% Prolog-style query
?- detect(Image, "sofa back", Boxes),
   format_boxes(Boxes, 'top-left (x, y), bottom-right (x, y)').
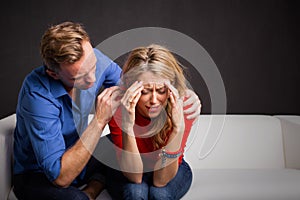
top-left (0, 114), bottom-right (16, 200)
top-left (184, 115), bottom-right (285, 169)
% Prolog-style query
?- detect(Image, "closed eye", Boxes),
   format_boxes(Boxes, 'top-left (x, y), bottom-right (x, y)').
top-left (157, 88), bottom-right (167, 94)
top-left (141, 89), bottom-right (150, 95)
top-left (141, 88), bottom-right (167, 95)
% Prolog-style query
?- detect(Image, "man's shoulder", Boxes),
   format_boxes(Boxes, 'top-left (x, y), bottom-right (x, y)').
top-left (93, 48), bottom-right (110, 60)
top-left (93, 48), bottom-right (117, 68)
top-left (19, 66), bottom-right (61, 102)
top-left (23, 66), bottom-right (49, 90)
top-left (17, 66), bottom-right (65, 112)
top-left (93, 48), bottom-right (121, 82)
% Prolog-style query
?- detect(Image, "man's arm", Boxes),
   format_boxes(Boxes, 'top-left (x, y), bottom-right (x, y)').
top-left (54, 86), bottom-right (120, 187)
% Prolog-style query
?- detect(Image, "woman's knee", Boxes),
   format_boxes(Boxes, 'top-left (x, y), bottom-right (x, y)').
top-left (149, 186), bottom-right (173, 200)
top-left (123, 183), bottom-right (148, 200)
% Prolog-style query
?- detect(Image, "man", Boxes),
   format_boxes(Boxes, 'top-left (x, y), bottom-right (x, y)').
top-left (13, 21), bottom-right (201, 200)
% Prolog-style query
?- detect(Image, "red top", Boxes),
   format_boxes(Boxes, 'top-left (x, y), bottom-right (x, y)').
top-left (109, 103), bottom-right (194, 170)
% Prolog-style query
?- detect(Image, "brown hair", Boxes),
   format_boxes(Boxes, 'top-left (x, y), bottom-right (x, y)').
top-left (40, 21), bottom-right (90, 71)
top-left (122, 44), bottom-right (187, 149)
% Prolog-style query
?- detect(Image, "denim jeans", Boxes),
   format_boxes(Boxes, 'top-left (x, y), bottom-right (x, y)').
top-left (13, 156), bottom-right (106, 200)
top-left (106, 159), bottom-right (193, 200)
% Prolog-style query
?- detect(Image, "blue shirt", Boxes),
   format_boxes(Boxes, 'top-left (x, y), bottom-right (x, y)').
top-left (13, 48), bottom-right (122, 182)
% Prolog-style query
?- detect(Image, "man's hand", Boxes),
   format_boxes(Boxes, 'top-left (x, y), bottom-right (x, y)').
top-left (95, 86), bottom-right (121, 126)
top-left (183, 89), bottom-right (201, 123)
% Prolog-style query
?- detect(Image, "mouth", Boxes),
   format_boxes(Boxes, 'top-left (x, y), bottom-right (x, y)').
top-left (146, 105), bottom-right (161, 113)
top-left (85, 82), bottom-right (95, 88)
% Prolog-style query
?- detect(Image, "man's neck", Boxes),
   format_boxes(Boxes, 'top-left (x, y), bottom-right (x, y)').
top-left (65, 86), bottom-right (74, 97)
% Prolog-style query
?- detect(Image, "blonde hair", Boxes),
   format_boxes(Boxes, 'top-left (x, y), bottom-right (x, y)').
top-left (121, 44), bottom-right (187, 149)
top-left (40, 21), bottom-right (90, 71)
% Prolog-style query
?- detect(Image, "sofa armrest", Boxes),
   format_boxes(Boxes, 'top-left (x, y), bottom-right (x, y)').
top-left (0, 114), bottom-right (16, 200)
top-left (275, 115), bottom-right (300, 169)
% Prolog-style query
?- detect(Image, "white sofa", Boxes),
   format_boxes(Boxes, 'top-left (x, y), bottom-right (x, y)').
top-left (1, 114), bottom-right (300, 200)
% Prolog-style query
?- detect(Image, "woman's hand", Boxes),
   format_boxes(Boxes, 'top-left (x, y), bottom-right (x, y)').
top-left (165, 82), bottom-right (185, 134)
top-left (120, 81), bottom-right (144, 133)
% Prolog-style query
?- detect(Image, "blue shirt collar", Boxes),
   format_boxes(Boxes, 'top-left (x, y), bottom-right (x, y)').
top-left (49, 78), bottom-right (69, 99)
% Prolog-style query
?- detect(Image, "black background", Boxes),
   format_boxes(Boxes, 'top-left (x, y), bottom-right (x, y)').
top-left (1, 0), bottom-right (299, 118)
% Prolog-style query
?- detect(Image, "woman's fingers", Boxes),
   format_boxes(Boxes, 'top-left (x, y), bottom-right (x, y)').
top-left (164, 82), bottom-right (179, 100)
top-left (121, 81), bottom-right (143, 108)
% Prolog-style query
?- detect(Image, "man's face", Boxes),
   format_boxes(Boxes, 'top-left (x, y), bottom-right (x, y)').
top-left (57, 40), bottom-right (97, 91)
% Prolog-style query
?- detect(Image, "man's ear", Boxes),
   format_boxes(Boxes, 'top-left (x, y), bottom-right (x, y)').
top-left (46, 69), bottom-right (60, 80)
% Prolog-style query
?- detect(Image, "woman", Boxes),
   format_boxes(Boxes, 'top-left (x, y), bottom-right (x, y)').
top-left (107, 44), bottom-right (196, 200)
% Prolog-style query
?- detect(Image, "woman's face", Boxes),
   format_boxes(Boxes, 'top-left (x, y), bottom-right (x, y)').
top-left (136, 71), bottom-right (169, 118)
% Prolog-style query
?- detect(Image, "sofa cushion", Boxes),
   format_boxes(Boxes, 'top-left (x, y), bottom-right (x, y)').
top-left (182, 169), bottom-right (300, 200)
top-left (185, 115), bottom-right (285, 169)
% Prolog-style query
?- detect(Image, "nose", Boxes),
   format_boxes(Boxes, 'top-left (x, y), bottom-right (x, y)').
top-left (85, 71), bottom-right (96, 84)
top-left (150, 91), bottom-right (158, 104)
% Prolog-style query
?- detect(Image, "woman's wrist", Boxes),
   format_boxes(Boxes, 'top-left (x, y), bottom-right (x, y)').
top-left (159, 147), bottom-right (182, 168)
top-left (161, 147), bottom-right (182, 157)
top-left (163, 145), bottom-right (182, 154)
top-left (122, 125), bottom-right (135, 137)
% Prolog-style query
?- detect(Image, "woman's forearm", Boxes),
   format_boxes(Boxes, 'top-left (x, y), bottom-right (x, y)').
top-left (121, 130), bottom-right (143, 183)
top-left (153, 158), bottom-right (179, 187)
top-left (153, 128), bottom-right (184, 187)
top-left (164, 127), bottom-right (184, 152)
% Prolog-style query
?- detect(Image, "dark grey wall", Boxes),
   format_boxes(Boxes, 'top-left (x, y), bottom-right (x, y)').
top-left (1, 0), bottom-right (299, 118)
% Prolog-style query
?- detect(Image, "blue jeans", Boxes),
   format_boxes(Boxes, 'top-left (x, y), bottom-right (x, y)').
top-left (106, 159), bottom-right (193, 200)
top-left (13, 156), bottom-right (105, 200)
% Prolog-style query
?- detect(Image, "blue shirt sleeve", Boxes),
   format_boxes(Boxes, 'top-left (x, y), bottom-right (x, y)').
top-left (21, 90), bottom-right (65, 182)
top-left (102, 61), bottom-right (122, 88)
top-left (94, 48), bottom-right (122, 90)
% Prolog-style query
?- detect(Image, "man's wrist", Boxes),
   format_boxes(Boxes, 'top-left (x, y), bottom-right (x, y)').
top-left (91, 117), bottom-right (106, 133)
